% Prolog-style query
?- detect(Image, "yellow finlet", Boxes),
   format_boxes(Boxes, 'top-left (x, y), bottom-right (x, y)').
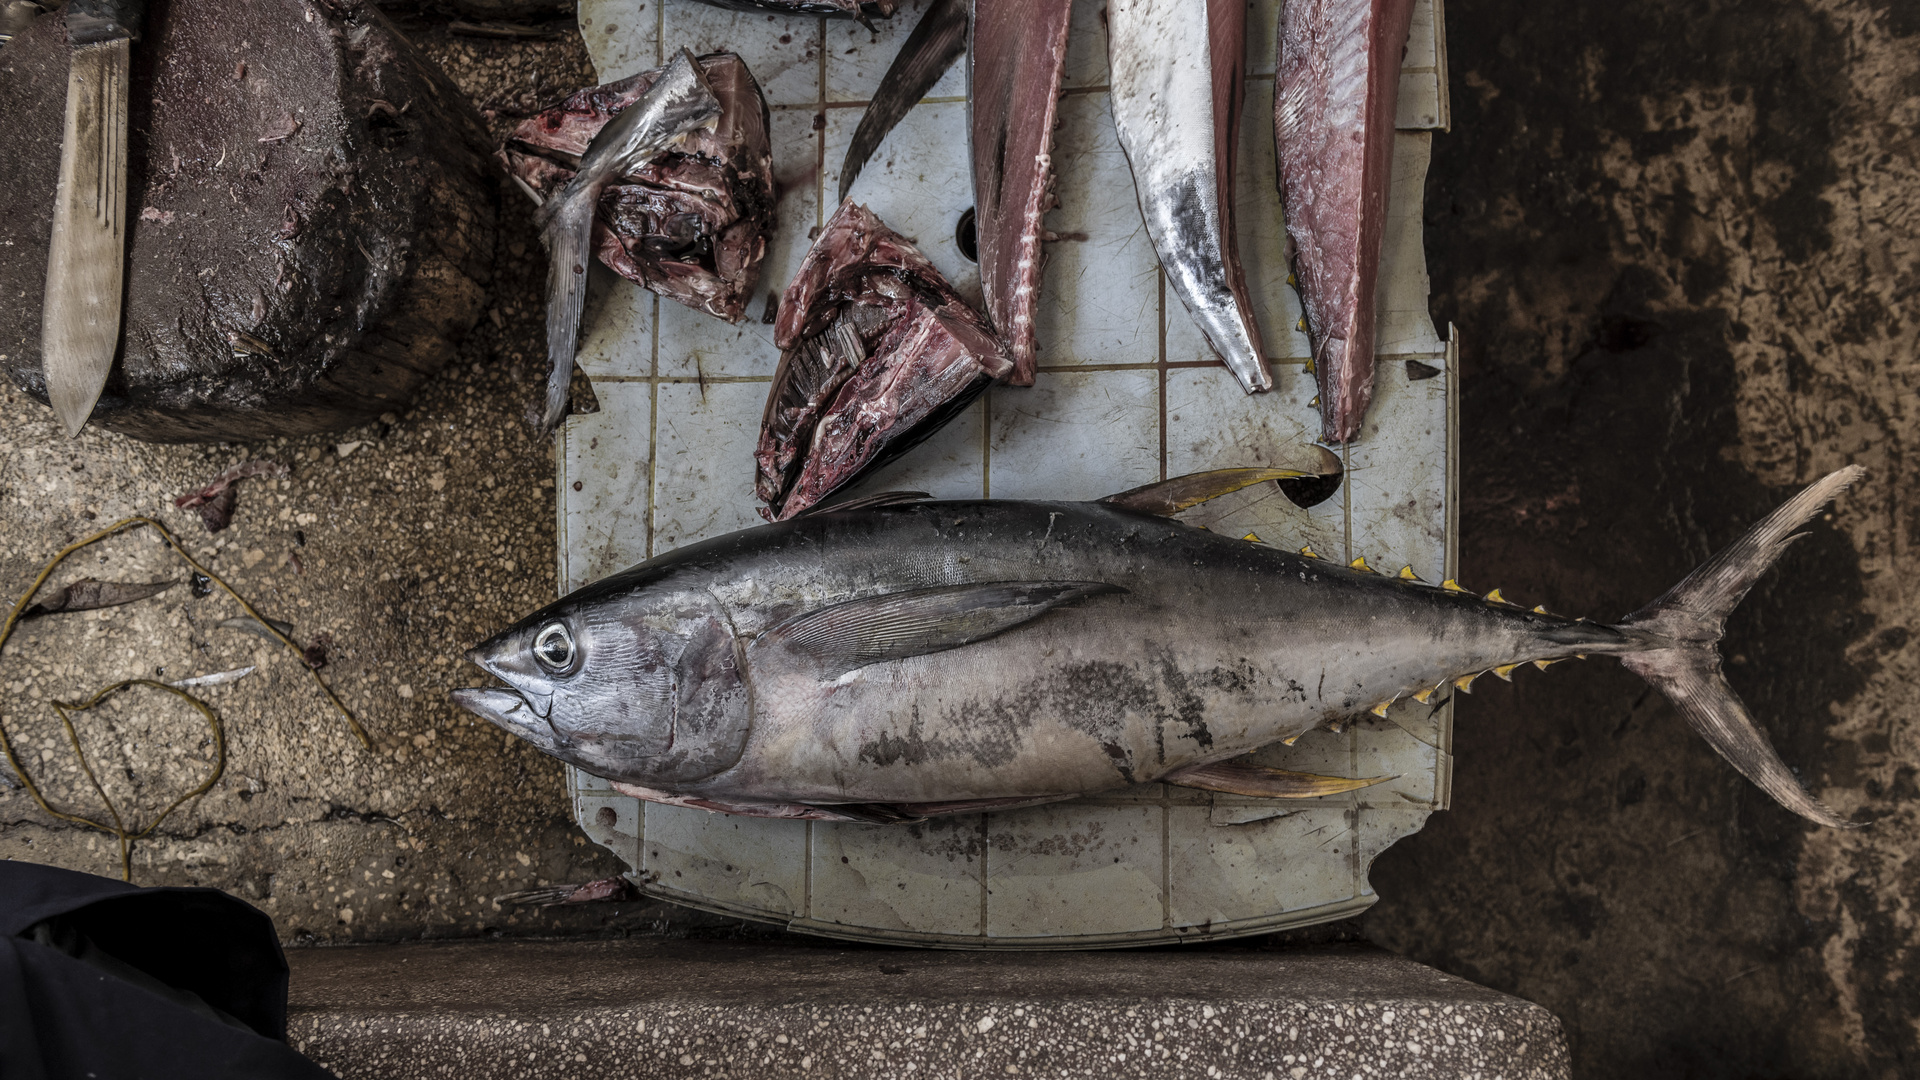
top-left (1442, 578), bottom-right (1468, 593)
top-left (1453, 672), bottom-right (1480, 692)
top-left (1533, 658), bottom-right (1560, 671)
top-left (1296, 317), bottom-right (1307, 331)
top-left (1349, 556), bottom-right (1375, 573)
top-left (1532, 605), bottom-right (1551, 614)
top-left (1299, 545), bottom-right (1319, 559)
top-left (1412, 686), bottom-right (1438, 705)
top-left (1242, 532), bottom-right (1262, 543)
top-left (1286, 272), bottom-right (1298, 287)
top-left (1303, 356), bottom-right (1315, 375)
top-left (1575, 653), bottom-right (1588, 660)
top-left (1398, 565), bottom-right (1422, 582)
top-left (1309, 395), bottom-right (1320, 408)
top-left (1281, 733), bottom-right (1301, 746)
top-left (1325, 719), bottom-right (1346, 734)
top-left (1369, 698), bottom-right (1394, 718)
top-left (1484, 588), bottom-right (1509, 604)
top-left (1493, 664), bottom-right (1519, 681)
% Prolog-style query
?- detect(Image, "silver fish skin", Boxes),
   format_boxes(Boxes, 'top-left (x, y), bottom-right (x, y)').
top-left (537, 50), bottom-right (721, 434)
top-left (1107, 0), bottom-right (1270, 393)
top-left (456, 468), bottom-right (1866, 829)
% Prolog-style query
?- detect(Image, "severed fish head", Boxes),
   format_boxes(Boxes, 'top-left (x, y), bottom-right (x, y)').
top-left (453, 579), bottom-right (752, 786)
top-left (501, 53), bottom-right (776, 323)
top-left (755, 200), bottom-right (1011, 520)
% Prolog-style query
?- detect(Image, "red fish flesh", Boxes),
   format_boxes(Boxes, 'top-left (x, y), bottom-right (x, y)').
top-left (1276, 0), bottom-right (1416, 443)
top-left (756, 202), bottom-right (1011, 520)
top-left (968, 0), bottom-right (1075, 386)
top-left (501, 53), bottom-right (775, 327)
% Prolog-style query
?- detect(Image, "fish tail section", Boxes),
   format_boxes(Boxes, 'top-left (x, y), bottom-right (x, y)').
top-left (1614, 467), bottom-right (1867, 828)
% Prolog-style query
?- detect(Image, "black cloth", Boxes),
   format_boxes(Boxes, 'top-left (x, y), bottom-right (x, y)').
top-left (0, 861), bottom-right (336, 1080)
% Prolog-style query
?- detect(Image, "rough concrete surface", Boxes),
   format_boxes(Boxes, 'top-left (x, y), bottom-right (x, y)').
top-left (1362, 0), bottom-right (1919, 1077)
top-left (286, 941), bottom-right (1572, 1079)
top-left (0, 3), bottom-right (1913, 1079)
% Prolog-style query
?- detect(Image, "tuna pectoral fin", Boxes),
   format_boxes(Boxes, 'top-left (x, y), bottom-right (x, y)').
top-left (1101, 453), bottom-right (1342, 517)
top-left (756, 580), bottom-right (1125, 677)
top-left (537, 188), bottom-right (597, 435)
top-left (1615, 466), bottom-right (1867, 829)
top-left (1165, 762), bottom-right (1390, 799)
top-left (838, 0), bottom-right (968, 205)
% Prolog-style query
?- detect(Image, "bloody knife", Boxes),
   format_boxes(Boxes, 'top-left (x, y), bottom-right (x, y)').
top-left (41, 0), bottom-right (145, 437)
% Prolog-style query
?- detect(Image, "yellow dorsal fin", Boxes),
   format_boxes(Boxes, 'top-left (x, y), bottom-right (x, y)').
top-left (1299, 545), bottom-right (1319, 559)
top-left (1493, 663), bottom-right (1519, 681)
top-left (1485, 588), bottom-right (1508, 604)
top-left (1412, 686), bottom-right (1438, 705)
top-left (1442, 578), bottom-right (1468, 593)
top-left (1453, 672), bottom-right (1480, 692)
top-left (1398, 565), bottom-right (1422, 582)
top-left (1349, 556), bottom-right (1374, 573)
top-left (1242, 533), bottom-right (1262, 543)
top-left (1369, 698), bottom-right (1394, 717)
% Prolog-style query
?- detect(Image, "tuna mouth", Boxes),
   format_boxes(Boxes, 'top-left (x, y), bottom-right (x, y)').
top-left (450, 686), bottom-right (567, 753)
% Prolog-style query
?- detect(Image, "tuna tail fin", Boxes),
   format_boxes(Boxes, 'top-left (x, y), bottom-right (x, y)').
top-left (1615, 467), bottom-right (1867, 829)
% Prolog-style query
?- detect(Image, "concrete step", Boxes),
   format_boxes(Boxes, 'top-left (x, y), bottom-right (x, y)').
top-left (287, 940), bottom-right (1569, 1079)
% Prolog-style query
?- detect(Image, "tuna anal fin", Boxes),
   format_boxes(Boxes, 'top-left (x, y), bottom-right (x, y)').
top-left (1164, 761), bottom-right (1391, 799)
top-left (757, 581), bottom-right (1125, 676)
top-left (1101, 454), bottom-right (1340, 517)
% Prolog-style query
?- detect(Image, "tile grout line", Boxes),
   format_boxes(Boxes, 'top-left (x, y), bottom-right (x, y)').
top-left (647, 293), bottom-right (659, 560)
top-left (1157, 269), bottom-right (1168, 481)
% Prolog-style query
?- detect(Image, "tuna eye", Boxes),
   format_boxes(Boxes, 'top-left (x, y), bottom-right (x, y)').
top-left (532, 623), bottom-right (576, 672)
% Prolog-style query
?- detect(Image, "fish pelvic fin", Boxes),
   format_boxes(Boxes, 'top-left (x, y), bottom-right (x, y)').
top-left (754, 580), bottom-right (1125, 677)
top-left (1100, 454), bottom-right (1340, 517)
top-left (1614, 467), bottom-right (1867, 829)
top-left (1164, 761), bottom-right (1391, 799)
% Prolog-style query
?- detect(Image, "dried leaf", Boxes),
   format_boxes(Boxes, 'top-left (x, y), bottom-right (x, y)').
top-left (23, 577), bottom-right (176, 618)
top-left (216, 615), bottom-right (295, 642)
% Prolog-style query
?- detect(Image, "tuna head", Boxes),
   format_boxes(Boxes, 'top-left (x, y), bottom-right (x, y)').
top-left (452, 590), bottom-right (751, 787)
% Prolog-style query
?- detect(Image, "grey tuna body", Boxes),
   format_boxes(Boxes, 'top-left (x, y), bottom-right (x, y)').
top-left (456, 468), bottom-right (1865, 828)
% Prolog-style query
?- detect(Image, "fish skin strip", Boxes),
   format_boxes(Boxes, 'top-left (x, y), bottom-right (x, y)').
top-left (457, 468), bottom-right (1865, 830)
top-left (1276, 0), bottom-right (1417, 443)
top-left (1108, 0), bottom-right (1270, 393)
top-left (968, 0), bottom-right (1075, 386)
top-left (837, 0), bottom-right (968, 206)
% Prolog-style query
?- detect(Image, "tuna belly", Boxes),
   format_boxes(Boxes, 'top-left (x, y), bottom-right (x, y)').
top-left (712, 613), bottom-right (1329, 804)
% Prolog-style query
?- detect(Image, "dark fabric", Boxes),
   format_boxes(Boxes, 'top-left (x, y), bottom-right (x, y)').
top-left (0, 861), bottom-right (336, 1080)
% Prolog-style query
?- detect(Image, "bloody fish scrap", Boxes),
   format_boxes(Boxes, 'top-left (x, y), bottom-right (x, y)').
top-left (755, 200), bottom-right (1011, 520)
top-left (1277, 0), bottom-right (1418, 443)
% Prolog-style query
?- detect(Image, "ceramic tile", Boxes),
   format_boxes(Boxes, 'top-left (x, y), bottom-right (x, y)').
top-left (809, 816), bottom-right (985, 934)
top-left (822, 101), bottom-right (980, 302)
top-left (825, 0), bottom-right (969, 104)
top-left (1354, 807), bottom-right (1436, 878)
top-left (655, 107), bottom-right (823, 379)
top-left (985, 804), bottom-right (1163, 938)
top-left (579, 0), bottom-right (662, 81)
top-left (1377, 133), bottom-right (1442, 354)
top-left (575, 793), bottom-right (644, 867)
top-left (1032, 94), bottom-right (1162, 368)
top-left (568, 765), bottom-right (616, 795)
top-left (1352, 711), bottom-right (1440, 808)
top-left (986, 369), bottom-right (1160, 501)
top-left (576, 265), bottom-right (656, 381)
top-left (838, 396), bottom-right (987, 501)
top-left (660, 0), bottom-right (822, 107)
top-left (560, 382), bottom-right (654, 590)
top-left (1168, 804), bottom-right (1357, 927)
top-left (651, 380), bottom-right (770, 554)
top-left (641, 804), bottom-right (807, 916)
top-left (1060, 0), bottom-right (1111, 90)
top-left (1346, 353), bottom-right (1449, 581)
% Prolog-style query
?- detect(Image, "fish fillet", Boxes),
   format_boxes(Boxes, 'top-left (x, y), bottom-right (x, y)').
top-left (968, 0), bottom-right (1074, 386)
top-left (1276, 0), bottom-right (1416, 443)
top-left (1108, 0), bottom-right (1269, 392)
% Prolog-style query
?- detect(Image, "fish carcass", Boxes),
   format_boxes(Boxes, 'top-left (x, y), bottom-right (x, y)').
top-left (1107, 0), bottom-right (1270, 393)
top-left (968, 0), bottom-right (1075, 385)
top-left (457, 466), bottom-right (1865, 831)
top-left (503, 52), bottom-right (772, 433)
top-left (1276, 0), bottom-right (1418, 443)
top-left (755, 201), bottom-right (1011, 520)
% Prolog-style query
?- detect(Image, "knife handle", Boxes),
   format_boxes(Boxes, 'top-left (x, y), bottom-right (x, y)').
top-left (67, 0), bottom-right (146, 45)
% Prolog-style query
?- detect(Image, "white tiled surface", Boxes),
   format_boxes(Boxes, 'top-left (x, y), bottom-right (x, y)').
top-left (561, 0), bottom-right (1454, 945)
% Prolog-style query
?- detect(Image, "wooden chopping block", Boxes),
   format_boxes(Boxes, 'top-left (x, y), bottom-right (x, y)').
top-left (0, 0), bottom-right (498, 442)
